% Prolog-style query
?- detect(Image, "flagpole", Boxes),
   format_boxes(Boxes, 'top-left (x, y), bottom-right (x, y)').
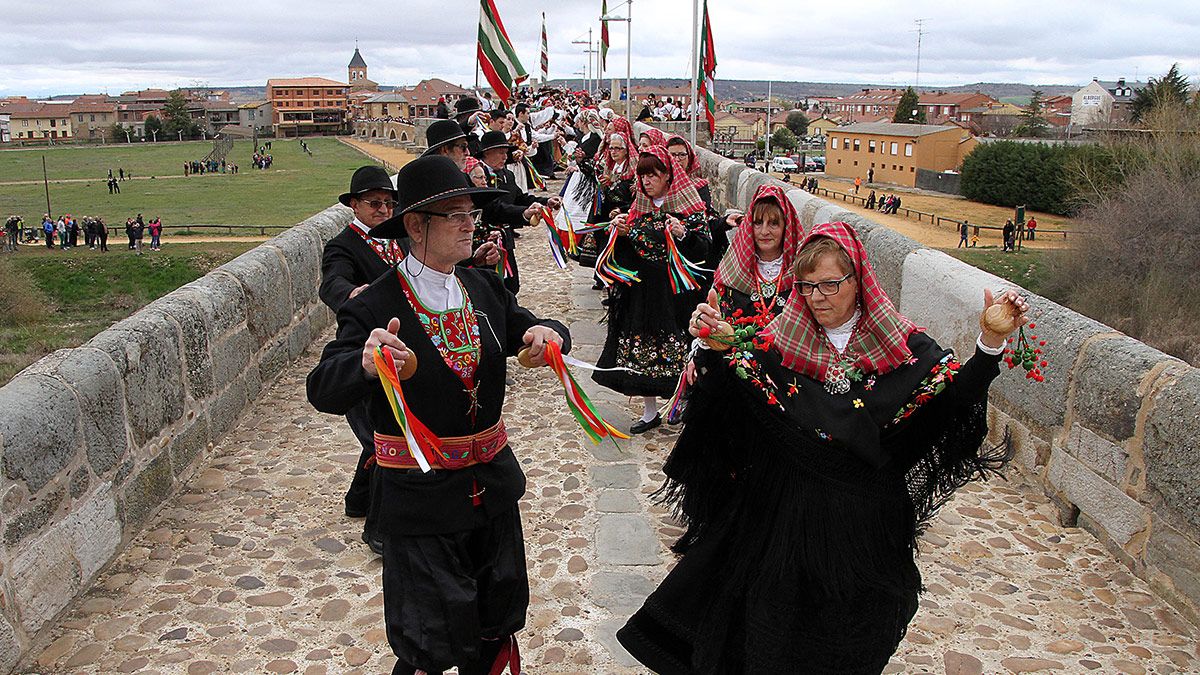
top-left (475, 0), bottom-right (482, 92)
top-left (689, 0), bottom-right (699, 146)
top-left (626, 0), bottom-right (633, 123)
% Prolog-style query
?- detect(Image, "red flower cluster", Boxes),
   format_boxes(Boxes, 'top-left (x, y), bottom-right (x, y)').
top-left (1003, 323), bottom-right (1047, 383)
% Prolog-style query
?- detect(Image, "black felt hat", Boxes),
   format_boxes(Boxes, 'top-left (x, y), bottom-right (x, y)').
top-left (338, 166), bottom-right (396, 207)
top-left (422, 120), bottom-right (468, 157)
top-left (369, 156), bottom-right (504, 240)
top-left (454, 96), bottom-right (481, 117)
top-left (476, 130), bottom-right (514, 155)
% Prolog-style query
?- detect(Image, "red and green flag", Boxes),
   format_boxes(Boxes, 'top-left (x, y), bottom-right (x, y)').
top-left (540, 13), bottom-right (549, 82)
top-left (697, 0), bottom-right (717, 135)
top-left (600, 0), bottom-right (610, 72)
top-left (478, 0), bottom-right (529, 102)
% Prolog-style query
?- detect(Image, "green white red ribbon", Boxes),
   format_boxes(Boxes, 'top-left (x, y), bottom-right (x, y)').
top-left (663, 230), bottom-right (707, 294)
top-left (541, 341), bottom-right (631, 444)
top-left (594, 225), bottom-right (640, 287)
top-left (373, 346), bottom-right (440, 473)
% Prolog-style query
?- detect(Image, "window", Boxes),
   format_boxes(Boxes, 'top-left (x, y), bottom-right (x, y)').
top-left (910, 167), bottom-right (915, 172)
top-left (868, 140), bottom-right (876, 153)
top-left (831, 137), bottom-right (839, 149)
top-left (904, 143), bottom-right (913, 157)
top-left (853, 139), bottom-right (860, 151)
top-left (90, 114), bottom-right (96, 122)
top-left (78, 115), bottom-right (85, 122)
top-left (50, 119), bottom-right (56, 127)
top-left (891, 142), bottom-right (898, 155)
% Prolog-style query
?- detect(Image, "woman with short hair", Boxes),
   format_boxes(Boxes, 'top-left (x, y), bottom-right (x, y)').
top-left (618, 221), bottom-right (1029, 673)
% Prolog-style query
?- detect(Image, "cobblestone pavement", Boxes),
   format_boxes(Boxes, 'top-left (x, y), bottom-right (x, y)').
top-left (21, 197), bottom-right (1199, 674)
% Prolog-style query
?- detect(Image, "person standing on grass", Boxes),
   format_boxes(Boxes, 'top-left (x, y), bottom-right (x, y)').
top-left (854, 176), bottom-right (862, 194)
top-left (148, 217), bottom-right (163, 251)
top-left (959, 220), bottom-right (970, 248)
top-left (130, 218), bottom-right (145, 254)
top-left (1003, 219), bottom-right (1015, 252)
top-left (96, 217), bottom-right (109, 252)
top-left (57, 217), bottom-right (68, 249)
top-left (1026, 216), bottom-right (1037, 241)
top-left (5, 215), bottom-right (21, 252)
top-left (43, 215), bottom-right (55, 249)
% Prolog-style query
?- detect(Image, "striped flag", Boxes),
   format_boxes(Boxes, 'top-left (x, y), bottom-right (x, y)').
top-left (696, 0), bottom-right (717, 135)
top-left (540, 13), bottom-right (549, 83)
top-left (478, 0), bottom-right (529, 102)
top-left (599, 0), bottom-right (609, 72)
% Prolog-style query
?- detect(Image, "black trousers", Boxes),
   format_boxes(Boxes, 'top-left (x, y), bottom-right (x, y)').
top-left (345, 402), bottom-right (378, 537)
top-left (382, 505), bottom-right (528, 673)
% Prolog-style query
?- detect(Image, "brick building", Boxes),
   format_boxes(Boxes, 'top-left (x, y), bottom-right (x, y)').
top-left (400, 79), bottom-right (471, 118)
top-left (267, 77), bottom-right (349, 136)
top-left (825, 122), bottom-right (978, 187)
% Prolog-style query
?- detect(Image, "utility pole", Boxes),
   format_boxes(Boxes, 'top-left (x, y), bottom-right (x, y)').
top-left (914, 19), bottom-right (928, 91)
top-left (765, 80), bottom-right (772, 160)
top-left (42, 156), bottom-right (52, 220)
top-left (688, 0), bottom-right (699, 147)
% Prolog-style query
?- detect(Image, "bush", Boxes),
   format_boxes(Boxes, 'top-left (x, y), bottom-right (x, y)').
top-left (0, 259), bottom-right (51, 326)
top-left (960, 141), bottom-right (1084, 215)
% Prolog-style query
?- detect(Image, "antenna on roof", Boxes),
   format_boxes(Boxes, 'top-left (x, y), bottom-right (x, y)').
top-left (913, 19), bottom-right (929, 91)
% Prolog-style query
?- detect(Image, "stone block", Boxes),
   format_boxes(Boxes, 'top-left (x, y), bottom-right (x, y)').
top-left (1143, 368), bottom-right (1200, 532)
top-left (217, 248), bottom-right (293, 343)
top-left (258, 335), bottom-right (291, 385)
top-left (590, 464), bottom-right (640, 489)
top-left (179, 271), bottom-right (248, 337)
top-left (736, 169), bottom-right (771, 208)
top-left (860, 225), bottom-right (921, 307)
top-left (90, 313), bottom-right (186, 448)
top-left (596, 620), bottom-right (642, 668)
top-left (1072, 336), bottom-right (1174, 442)
top-left (597, 489), bottom-right (640, 513)
top-left (0, 374), bottom-right (84, 492)
top-left (596, 514), bottom-right (659, 565)
top-left (299, 204), bottom-right (352, 241)
top-left (265, 225), bottom-right (323, 313)
top-left (210, 327), bottom-right (253, 391)
top-left (900, 249), bottom-right (1109, 433)
top-left (145, 292), bottom-right (214, 401)
top-left (1145, 519), bottom-right (1200, 619)
top-left (208, 375), bottom-right (249, 437)
top-left (3, 486), bottom-right (64, 547)
top-left (1046, 447), bottom-right (1148, 546)
top-left (121, 451), bottom-right (174, 529)
top-left (783, 188), bottom-right (818, 230)
top-left (70, 467), bottom-right (89, 498)
top-left (169, 413), bottom-right (211, 477)
top-left (591, 571), bottom-right (656, 611)
top-left (798, 195), bottom-right (826, 229)
top-left (287, 314), bottom-right (312, 361)
top-left (20, 347), bottom-right (129, 475)
top-left (813, 202), bottom-right (855, 227)
top-left (10, 527), bottom-right (81, 635)
top-left (1065, 424), bottom-right (1128, 485)
top-left (61, 482), bottom-right (121, 580)
top-left (568, 320), bottom-right (607, 347)
top-left (721, 164), bottom-right (746, 212)
top-left (0, 614), bottom-right (19, 675)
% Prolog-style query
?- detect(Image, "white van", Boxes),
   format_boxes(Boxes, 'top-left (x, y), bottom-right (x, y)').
top-left (770, 156), bottom-right (798, 173)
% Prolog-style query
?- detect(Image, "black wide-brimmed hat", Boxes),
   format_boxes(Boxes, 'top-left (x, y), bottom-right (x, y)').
top-left (476, 130), bottom-right (513, 155)
top-left (454, 96), bottom-right (481, 117)
top-left (369, 156), bottom-right (504, 240)
top-left (421, 120), bottom-right (468, 157)
top-left (338, 165), bottom-right (396, 207)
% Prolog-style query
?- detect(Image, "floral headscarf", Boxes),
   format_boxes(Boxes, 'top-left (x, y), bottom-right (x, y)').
top-left (626, 145), bottom-right (706, 222)
top-left (765, 222), bottom-right (920, 380)
top-left (714, 185), bottom-right (803, 296)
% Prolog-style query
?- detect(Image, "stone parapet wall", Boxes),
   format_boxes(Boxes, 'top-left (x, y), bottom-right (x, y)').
top-left (0, 204), bottom-right (353, 672)
top-left (641, 122), bottom-right (1200, 627)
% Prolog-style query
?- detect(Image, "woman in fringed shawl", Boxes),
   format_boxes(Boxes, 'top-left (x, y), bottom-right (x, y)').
top-left (592, 146), bottom-right (712, 434)
top-left (666, 135), bottom-right (739, 277)
top-left (711, 184), bottom-right (804, 323)
top-left (597, 118), bottom-right (637, 223)
top-left (617, 222), bottom-right (1030, 674)
top-left (558, 134), bottom-right (604, 267)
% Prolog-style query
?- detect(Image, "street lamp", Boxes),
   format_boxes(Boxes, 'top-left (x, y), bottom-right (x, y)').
top-left (571, 28), bottom-right (596, 96)
top-left (601, 1), bottom-right (632, 124)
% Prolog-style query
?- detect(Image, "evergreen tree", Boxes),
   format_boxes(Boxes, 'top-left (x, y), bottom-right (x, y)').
top-left (785, 111), bottom-right (809, 137)
top-left (1131, 63), bottom-right (1191, 123)
top-left (162, 90), bottom-right (200, 139)
top-left (143, 114), bottom-right (163, 141)
top-left (1014, 90), bottom-right (1050, 138)
top-left (770, 127), bottom-right (798, 153)
top-left (893, 87), bottom-right (926, 124)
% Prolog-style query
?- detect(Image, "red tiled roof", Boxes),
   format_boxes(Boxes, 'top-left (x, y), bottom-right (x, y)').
top-left (267, 77), bottom-right (348, 88)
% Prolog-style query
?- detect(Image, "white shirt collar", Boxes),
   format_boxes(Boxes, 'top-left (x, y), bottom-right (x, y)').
top-left (755, 255), bottom-right (784, 280)
top-left (399, 254), bottom-right (463, 312)
top-left (824, 306), bottom-right (862, 354)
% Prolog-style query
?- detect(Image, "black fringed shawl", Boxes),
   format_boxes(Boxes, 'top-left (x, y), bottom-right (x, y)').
top-left (624, 331), bottom-right (1012, 674)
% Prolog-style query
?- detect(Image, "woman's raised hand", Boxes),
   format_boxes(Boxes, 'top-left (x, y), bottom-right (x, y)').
top-left (979, 289), bottom-right (1030, 349)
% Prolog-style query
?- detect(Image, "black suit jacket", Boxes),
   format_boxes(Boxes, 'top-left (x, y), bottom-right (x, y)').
top-left (319, 226), bottom-right (396, 312)
top-left (306, 267), bottom-right (571, 535)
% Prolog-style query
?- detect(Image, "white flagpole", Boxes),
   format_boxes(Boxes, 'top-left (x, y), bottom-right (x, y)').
top-left (689, 0), bottom-right (699, 147)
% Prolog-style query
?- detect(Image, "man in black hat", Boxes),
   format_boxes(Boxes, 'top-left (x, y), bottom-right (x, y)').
top-left (454, 96), bottom-right (484, 156)
top-left (307, 155), bottom-right (571, 675)
top-left (422, 119), bottom-right (471, 168)
top-left (320, 165), bottom-right (404, 554)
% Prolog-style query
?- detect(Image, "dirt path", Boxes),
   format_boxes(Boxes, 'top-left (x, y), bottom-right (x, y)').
top-left (338, 138), bottom-right (416, 171)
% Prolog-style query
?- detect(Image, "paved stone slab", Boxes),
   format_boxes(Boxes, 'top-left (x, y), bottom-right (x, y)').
top-left (597, 490), bottom-right (640, 513)
top-left (596, 514), bottom-right (660, 565)
top-left (589, 464), bottom-right (640, 489)
top-left (591, 571), bottom-right (657, 612)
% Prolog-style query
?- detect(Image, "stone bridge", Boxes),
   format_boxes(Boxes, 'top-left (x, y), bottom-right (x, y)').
top-left (0, 128), bottom-right (1197, 674)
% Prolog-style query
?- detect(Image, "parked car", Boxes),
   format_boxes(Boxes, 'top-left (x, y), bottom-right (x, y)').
top-left (810, 156), bottom-right (826, 171)
top-left (770, 156), bottom-right (799, 173)
top-left (744, 153), bottom-right (757, 167)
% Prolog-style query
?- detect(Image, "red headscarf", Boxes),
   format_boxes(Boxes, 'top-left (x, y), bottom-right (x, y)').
top-left (639, 127), bottom-right (667, 149)
top-left (626, 145), bottom-right (706, 222)
top-left (714, 185), bottom-right (803, 296)
top-left (666, 135), bottom-right (707, 188)
top-left (602, 117), bottom-right (636, 180)
top-left (765, 222), bottom-right (920, 380)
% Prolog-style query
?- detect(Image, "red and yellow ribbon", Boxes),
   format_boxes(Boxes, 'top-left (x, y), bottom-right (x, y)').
top-left (594, 225), bottom-right (640, 287)
top-left (541, 341), bottom-right (630, 444)
top-left (373, 346), bottom-right (440, 473)
top-left (663, 230), bottom-right (705, 294)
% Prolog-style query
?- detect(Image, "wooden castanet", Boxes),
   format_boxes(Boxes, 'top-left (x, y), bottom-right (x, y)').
top-left (517, 347), bottom-right (546, 368)
top-left (701, 321), bottom-right (736, 351)
top-left (396, 352), bottom-right (418, 380)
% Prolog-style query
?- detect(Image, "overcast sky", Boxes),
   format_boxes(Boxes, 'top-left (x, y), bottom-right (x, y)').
top-left (4, 0), bottom-right (1200, 97)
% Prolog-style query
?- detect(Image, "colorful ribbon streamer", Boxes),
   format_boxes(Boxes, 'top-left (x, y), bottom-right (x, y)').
top-left (543, 216), bottom-right (569, 269)
top-left (524, 157), bottom-right (546, 191)
top-left (659, 341), bottom-right (701, 424)
top-left (541, 341), bottom-right (631, 444)
top-left (373, 346), bottom-right (440, 473)
top-left (594, 226), bottom-right (640, 287)
top-left (663, 230), bottom-right (708, 294)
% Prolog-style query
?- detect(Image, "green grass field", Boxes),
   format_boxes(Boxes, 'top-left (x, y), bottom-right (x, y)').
top-left (0, 241), bottom-right (259, 383)
top-left (0, 137), bottom-right (371, 227)
top-left (941, 245), bottom-right (1063, 299)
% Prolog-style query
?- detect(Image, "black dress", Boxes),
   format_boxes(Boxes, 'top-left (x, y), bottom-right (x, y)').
top-left (592, 212), bottom-right (711, 398)
top-left (617, 332), bottom-right (1010, 674)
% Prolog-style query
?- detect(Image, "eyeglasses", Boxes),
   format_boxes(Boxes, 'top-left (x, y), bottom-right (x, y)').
top-left (359, 199), bottom-right (398, 211)
top-left (667, 151), bottom-right (689, 161)
top-left (796, 272), bottom-right (854, 296)
top-left (450, 141), bottom-right (470, 152)
top-left (412, 209), bottom-right (483, 226)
